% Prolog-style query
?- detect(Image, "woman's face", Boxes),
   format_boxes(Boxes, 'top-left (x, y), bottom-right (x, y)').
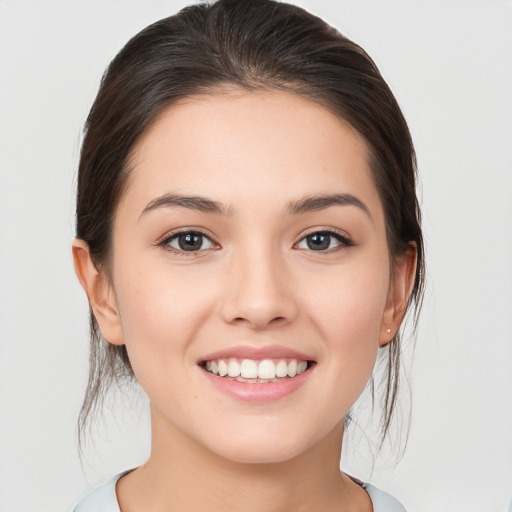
top-left (97, 90), bottom-right (406, 463)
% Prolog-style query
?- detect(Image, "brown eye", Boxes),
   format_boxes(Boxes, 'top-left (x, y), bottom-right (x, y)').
top-left (306, 233), bottom-right (331, 250)
top-left (296, 230), bottom-right (352, 251)
top-left (166, 231), bottom-right (215, 252)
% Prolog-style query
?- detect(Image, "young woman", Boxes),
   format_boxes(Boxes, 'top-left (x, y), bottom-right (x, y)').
top-left (72, 0), bottom-right (424, 510)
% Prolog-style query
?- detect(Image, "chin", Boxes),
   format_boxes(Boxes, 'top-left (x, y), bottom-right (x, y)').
top-left (214, 440), bottom-right (306, 465)
top-left (200, 420), bottom-right (331, 466)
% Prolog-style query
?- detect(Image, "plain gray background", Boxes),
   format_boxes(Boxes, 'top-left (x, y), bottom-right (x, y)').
top-left (0, 1), bottom-right (511, 511)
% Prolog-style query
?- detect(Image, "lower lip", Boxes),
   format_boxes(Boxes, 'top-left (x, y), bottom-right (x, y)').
top-left (200, 366), bottom-right (314, 402)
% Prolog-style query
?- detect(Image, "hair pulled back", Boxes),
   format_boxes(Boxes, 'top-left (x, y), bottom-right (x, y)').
top-left (76, 0), bottom-right (424, 448)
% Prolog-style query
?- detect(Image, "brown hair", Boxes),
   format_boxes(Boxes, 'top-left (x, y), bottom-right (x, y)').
top-left (76, 0), bottom-right (424, 449)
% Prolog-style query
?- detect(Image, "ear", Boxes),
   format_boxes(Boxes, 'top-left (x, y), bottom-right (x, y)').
top-left (379, 243), bottom-right (417, 346)
top-left (72, 238), bottom-right (125, 346)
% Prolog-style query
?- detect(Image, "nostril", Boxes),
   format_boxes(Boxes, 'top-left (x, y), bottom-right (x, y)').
top-left (231, 315), bottom-right (285, 325)
top-left (269, 316), bottom-right (287, 325)
top-left (221, 288), bottom-right (299, 329)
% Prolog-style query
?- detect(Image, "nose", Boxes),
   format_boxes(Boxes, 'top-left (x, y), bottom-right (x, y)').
top-left (220, 246), bottom-right (298, 330)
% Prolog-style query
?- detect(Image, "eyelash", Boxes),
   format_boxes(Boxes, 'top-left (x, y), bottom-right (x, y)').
top-left (295, 229), bottom-right (353, 252)
top-left (157, 229), bottom-right (218, 256)
top-left (157, 228), bottom-right (353, 255)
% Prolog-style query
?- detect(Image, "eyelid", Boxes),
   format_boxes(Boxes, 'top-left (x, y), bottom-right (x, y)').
top-left (157, 227), bottom-right (219, 255)
top-left (294, 227), bottom-right (353, 251)
top-left (156, 226), bottom-right (352, 255)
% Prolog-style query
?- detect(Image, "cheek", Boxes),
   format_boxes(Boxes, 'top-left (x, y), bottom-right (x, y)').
top-left (303, 261), bottom-right (389, 342)
top-left (112, 263), bottom-right (217, 378)
top-left (298, 255), bottom-right (390, 396)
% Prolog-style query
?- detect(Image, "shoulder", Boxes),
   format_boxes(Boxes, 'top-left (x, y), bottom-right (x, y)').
top-left (72, 471), bottom-right (131, 512)
top-left (362, 482), bottom-right (407, 512)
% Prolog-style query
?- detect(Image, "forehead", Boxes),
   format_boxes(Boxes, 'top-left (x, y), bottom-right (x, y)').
top-left (120, 89), bottom-right (383, 222)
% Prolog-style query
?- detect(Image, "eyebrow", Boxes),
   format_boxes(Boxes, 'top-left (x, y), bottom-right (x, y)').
top-left (141, 193), bottom-right (234, 218)
top-left (140, 192), bottom-right (371, 220)
top-left (286, 193), bottom-right (372, 220)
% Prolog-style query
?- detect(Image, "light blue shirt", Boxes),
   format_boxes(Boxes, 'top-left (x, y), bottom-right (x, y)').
top-left (73, 470), bottom-right (407, 512)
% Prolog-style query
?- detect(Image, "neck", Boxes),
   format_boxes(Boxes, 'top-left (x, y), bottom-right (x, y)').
top-left (116, 407), bottom-right (369, 512)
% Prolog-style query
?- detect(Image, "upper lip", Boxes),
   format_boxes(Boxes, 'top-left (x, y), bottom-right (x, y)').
top-left (199, 344), bottom-right (315, 363)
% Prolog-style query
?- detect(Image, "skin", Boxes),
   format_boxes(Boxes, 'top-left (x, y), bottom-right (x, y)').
top-left (73, 89), bottom-right (416, 512)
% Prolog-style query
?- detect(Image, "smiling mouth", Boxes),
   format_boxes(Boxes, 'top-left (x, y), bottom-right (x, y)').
top-left (200, 358), bottom-right (314, 383)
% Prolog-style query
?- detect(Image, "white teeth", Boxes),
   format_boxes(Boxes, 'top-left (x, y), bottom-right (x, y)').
top-left (218, 359), bottom-right (228, 377)
top-left (297, 361), bottom-right (308, 375)
top-left (240, 359), bottom-right (258, 378)
top-left (258, 359), bottom-right (276, 379)
top-left (204, 357), bottom-right (310, 380)
top-left (227, 358), bottom-right (240, 377)
top-left (275, 360), bottom-right (288, 378)
top-left (287, 360), bottom-right (297, 377)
